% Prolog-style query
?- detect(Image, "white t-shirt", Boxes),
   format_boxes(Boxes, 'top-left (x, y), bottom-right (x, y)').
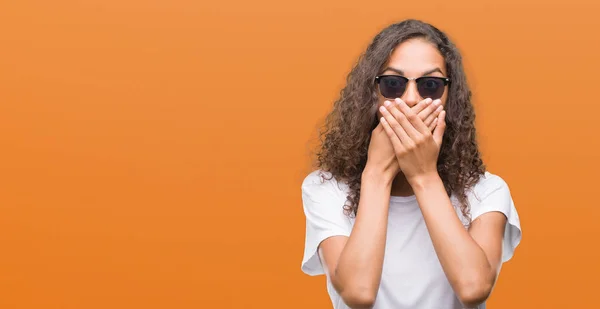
top-left (300, 170), bottom-right (522, 309)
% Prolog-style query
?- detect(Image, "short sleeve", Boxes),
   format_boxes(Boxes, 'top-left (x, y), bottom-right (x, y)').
top-left (301, 170), bottom-right (353, 276)
top-left (469, 172), bottom-right (522, 263)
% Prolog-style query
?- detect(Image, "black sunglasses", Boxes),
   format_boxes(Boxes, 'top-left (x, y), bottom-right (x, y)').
top-left (375, 75), bottom-right (451, 100)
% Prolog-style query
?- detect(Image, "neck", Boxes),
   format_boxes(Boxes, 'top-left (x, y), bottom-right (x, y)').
top-left (390, 172), bottom-right (414, 197)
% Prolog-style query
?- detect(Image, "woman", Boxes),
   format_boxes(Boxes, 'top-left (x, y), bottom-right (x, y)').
top-left (300, 19), bottom-right (522, 309)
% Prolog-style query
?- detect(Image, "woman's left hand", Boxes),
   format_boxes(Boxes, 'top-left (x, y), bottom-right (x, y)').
top-left (378, 98), bottom-right (446, 185)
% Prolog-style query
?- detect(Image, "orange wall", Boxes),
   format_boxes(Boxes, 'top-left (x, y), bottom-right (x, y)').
top-left (1, 0), bottom-right (599, 308)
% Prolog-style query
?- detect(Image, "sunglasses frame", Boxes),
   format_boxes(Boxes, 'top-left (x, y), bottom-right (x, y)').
top-left (374, 75), bottom-right (451, 99)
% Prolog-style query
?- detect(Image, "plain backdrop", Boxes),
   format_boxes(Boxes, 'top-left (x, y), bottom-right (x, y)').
top-left (1, 0), bottom-right (599, 308)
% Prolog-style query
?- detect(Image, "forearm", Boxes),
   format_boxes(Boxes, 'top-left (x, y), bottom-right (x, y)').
top-left (410, 173), bottom-right (494, 305)
top-left (334, 169), bottom-right (392, 305)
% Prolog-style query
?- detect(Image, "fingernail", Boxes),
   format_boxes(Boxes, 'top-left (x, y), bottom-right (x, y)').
top-left (433, 99), bottom-right (441, 106)
top-left (436, 105), bottom-right (443, 111)
top-left (380, 106), bottom-right (386, 112)
top-left (384, 101), bottom-right (391, 107)
top-left (426, 98), bottom-right (433, 104)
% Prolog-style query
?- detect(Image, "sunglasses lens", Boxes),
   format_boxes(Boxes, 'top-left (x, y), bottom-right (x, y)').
top-left (379, 76), bottom-right (407, 98)
top-left (417, 78), bottom-right (446, 100)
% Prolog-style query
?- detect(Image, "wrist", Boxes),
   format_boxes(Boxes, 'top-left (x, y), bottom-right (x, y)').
top-left (408, 172), bottom-right (441, 191)
top-left (362, 166), bottom-right (395, 188)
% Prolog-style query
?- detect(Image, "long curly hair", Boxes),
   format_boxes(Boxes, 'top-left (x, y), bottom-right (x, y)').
top-left (313, 19), bottom-right (486, 219)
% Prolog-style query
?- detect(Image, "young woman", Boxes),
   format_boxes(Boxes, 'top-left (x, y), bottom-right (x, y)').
top-left (300, 20), bottom-right (522, 309)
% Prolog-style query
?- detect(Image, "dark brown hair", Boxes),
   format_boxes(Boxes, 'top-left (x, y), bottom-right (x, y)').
top-left (313, 19), bottom-right (485, 219)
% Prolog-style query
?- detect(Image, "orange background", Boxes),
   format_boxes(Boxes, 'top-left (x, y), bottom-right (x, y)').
top-left (1, 0), bottom-right (598, 308)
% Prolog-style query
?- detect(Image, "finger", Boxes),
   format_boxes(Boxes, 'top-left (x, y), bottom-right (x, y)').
top-left (379, 104), bottom-right (412, 145)
top-left (416, 98), bottom-right (436, 122)
top-left (428, 117), bottom-right (438, 132)
top-left (380, 116), bottom-right (405, 154)
top-left (385, 100), bottom-right (419, 142)
top-left (433, 110), bottom-right (447, 145)
top-left (394, 98), bottom-right (430, 137)
top-left (424, 104), bottom-right (443, 128)
top-left (411, 98), bottom-right (433, 116)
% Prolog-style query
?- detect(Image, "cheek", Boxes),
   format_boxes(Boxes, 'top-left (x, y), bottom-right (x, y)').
top-left (441, 91), bottom-right (448, 108)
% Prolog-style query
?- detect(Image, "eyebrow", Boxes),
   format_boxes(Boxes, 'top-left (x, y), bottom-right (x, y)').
top-left (381, 67), bottom-right (444, 76)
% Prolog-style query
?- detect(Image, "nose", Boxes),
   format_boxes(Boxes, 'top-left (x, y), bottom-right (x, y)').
top-left (401, 80), bottom-right (421, 108)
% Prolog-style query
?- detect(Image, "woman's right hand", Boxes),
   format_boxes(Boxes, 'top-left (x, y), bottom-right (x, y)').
top-left (320, 100), bottom-right (442, 308)
top-left (365, 122), bottom-right (400, 181)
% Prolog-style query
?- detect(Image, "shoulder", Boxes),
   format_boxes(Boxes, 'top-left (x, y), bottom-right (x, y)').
top-left (300, 171), bottom-right (353, 275)
top-left (468, 171), bottom-right (511, 202)
top-left (302, 169), bottom-right (339, 187)
top-left (466, 171), bottom-right (518, 223)
top-left (301, 169), bottom-right (349, 199)
top-left (301, 170), bottom-right (350, 216)
top-left (468, 171), bottom-right (522, 262)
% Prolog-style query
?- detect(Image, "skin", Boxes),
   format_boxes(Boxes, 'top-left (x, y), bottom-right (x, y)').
top-left (318, 38), bottom-right (508, 309)
top-left (375, 38), bottom-right (448, 198)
